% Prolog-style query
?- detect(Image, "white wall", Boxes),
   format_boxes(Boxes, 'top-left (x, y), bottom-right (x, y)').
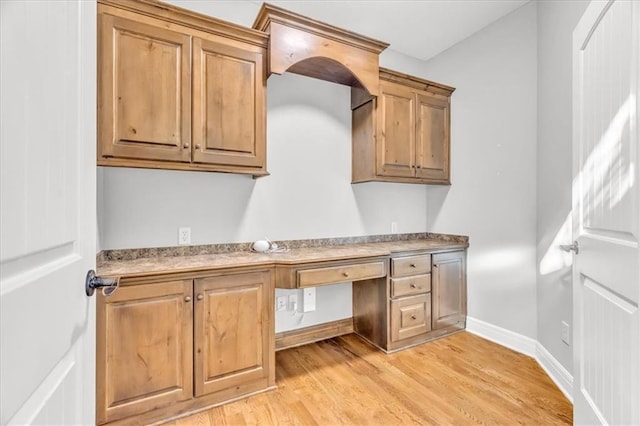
top-left (536, 0), bottom-right (590, 372)
top-left (422, 2), bottom-right (538, 338)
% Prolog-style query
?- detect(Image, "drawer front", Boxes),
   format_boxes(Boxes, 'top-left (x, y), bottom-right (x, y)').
top-left (391, 254), bottom-right (431, 277)
top-left (390, 294), bottom-right (431, 342)
top-left (391, 274), bottom-right (431, 298)
top-left (297, 261), bottom-right (386, 287)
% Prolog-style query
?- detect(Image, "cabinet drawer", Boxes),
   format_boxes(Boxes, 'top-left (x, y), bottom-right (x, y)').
top-left (390, 294), bottom-right (431, 342)
top-left (297, 261), bottom-right (386, 287)
top-left (391, 254), bottom-right (431, 277)
top-left (390, 274), bottom-right (431, 298)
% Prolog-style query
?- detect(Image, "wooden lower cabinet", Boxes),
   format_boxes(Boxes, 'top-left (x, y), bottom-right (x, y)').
top-left (194, 272), bottom-right (272, 397)
top-left (432, 251), bottom-right (467, 330)
top-left (354, 249), bottom-right (466, 353)
top-left (96, 269), bottom-right (274, 425)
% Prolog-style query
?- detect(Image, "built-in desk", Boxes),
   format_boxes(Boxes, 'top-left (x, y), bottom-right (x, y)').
top-left (95, 234), bottom-right (468, 425)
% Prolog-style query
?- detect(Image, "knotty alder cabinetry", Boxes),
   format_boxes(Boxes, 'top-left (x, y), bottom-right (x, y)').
top-left (352, 68), bottom-right (455, 184)
top-left (353, 250), bottom-right (466, 353)
top-left (96, 269), bottom-right (274, 425)
top-left (98, 0), bottom-right (267, 176)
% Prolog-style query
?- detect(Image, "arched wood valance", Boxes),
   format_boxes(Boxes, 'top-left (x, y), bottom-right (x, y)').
top-left (253, 3), bottom-right (389, 96)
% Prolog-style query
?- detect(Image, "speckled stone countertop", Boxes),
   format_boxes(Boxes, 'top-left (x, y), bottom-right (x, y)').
top-left (97, 233), bottom-right (468, 279)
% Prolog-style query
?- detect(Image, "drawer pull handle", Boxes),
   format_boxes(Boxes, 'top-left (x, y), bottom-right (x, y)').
top-left (410, 283), bottom-right (417, 289)
top-left (410, 263), bottom-right (416, 268)
top-left (343, 272), bottom-right (349, 277)
top-left (196, 294), bottom-right (204, 301)
top-left (411, 314), bottom-right (417, 320)
top-left (184, 296), bottom-right (192, 302)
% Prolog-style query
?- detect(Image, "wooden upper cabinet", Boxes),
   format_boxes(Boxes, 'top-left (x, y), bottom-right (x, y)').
top-left (352, 68), bottom-right (455, 185)
top-left (98, 14), bottom-right (191, 163)
top-left (192, 38), bottom-right (265, 168)
top-left (97, 0), bottom-right (268, 177)
top-left (416, 93), bottom-right (450, 181)
top-left (377, 82), bottom-right (415, 178)
top-left (96, 280), bottom-right (193, 424)
top-left (194, 271), bottom-right (273, 397)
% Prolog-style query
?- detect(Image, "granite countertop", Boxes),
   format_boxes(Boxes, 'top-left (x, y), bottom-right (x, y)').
top-left (97, 234), bottom-right (468, 279)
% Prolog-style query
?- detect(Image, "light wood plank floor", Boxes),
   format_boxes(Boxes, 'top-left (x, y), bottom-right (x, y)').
top-left (168, 332), bottom-right (572, 425)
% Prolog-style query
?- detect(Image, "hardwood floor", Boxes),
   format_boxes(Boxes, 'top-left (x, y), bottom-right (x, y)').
top-left (167, 332), bottom-right (572, 425)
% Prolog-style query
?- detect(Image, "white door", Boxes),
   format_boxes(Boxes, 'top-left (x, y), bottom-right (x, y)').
top-left (0, 1), bottom-right (97, 424)
top-left (572, 0), bottom-right (640, 424)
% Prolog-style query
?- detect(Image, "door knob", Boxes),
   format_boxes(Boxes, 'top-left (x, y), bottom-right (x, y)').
top-left (559, 241), bottom-right (579, 254)
top-left (85, 270), bottom-right (119, 296)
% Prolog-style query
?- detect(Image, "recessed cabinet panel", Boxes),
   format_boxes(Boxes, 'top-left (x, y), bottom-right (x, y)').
top-left (194, 272), bottom-right (271, 397)
top-left (416, 94), bottom-right (449, 181)
top-left (99, 14), bottom-right (191, 162)
top-left (377, 83), bottom-right (415, 178)
top-left (97, 280), bottom-right (193, 424)
top-left (432, 251), bottom-right (466, 329)
top-left (390, 294), bottom-right (431, 342)
top-left (192, 38), bottom-right (265, 168)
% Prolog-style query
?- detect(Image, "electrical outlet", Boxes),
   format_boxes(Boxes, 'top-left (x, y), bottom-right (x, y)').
top-left (276, 296), bottom-right (287, 311)
top-left (391, 222), bottom-right (398, 234)
top-left (561, 321), bottom-right (570, 345)
top-left (178, 227), bottom-right (191, 245)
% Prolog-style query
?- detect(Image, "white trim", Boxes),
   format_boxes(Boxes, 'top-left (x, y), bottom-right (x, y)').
top-left (466, 316), bottom-right (537, 357)
top-left (535, 342), bottom-right (574, 403)
top-left (466, 316), bottom-right (573, 403)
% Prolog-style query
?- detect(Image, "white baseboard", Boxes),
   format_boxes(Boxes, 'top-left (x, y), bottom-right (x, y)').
top-left (466, 317), bottom-right (537, 357)
top-left (466, 316), bottom-right (573, 403)
top-left (535, 342), bottom-right (574, 403)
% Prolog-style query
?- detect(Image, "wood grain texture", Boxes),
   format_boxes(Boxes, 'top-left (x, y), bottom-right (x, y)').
top-left (275, 318), bottom-right (353, 351)
top-left (168, 333), bottom-right (572, 425)
top-left (432, 251), bottom-right (466, 330)
top-left (192, 37), bottom-right (266, 169)
top-left (97, 280), bottom-right (193, 424)
top-left (390, 293), bottom-right (431, 342)
top-left (98, 13), bottom-right (191, 163)
top-left (390, 274), bottom-right (431, 298)
top-left (194, 271), bottom-right (273, 398)
top-left (98, 1), bottom-right (268, 176)
top-left (391, 253), bottom-right (431, 277)
top-left (351, 67), bottom-right (455, 185)
top-left (252, 3), bottom-right (388, 96)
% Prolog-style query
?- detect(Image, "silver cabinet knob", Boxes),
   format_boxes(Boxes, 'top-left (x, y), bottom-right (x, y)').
top-left (559, 241), bottom-right (579, 254)
top-left (196, 294), bottom-right (204, 301)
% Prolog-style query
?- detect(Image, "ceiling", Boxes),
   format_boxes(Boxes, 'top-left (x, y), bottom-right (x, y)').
top-left (172, 0), bottom-right (529, 61)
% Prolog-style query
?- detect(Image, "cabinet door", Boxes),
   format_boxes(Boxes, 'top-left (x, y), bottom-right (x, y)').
top-left (415, 93), bottom-right (450, 183)
top-left (194, 271), bottom-right (272, 397)
top-left (98, 14), bottom-right (191, 162)
top-left (97, 280), bottom-right (193, 424)
top-left (192, 38), bottom-right (266, 169)
top-left (432, 251), bottom-right (466, 329)
top-left (376, 81), bottom-right (415, 177)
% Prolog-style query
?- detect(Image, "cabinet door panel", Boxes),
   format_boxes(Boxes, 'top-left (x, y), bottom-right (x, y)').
top-left (432, 251), bottom-right (466, 329)
top-left (416, 93), bottom-right (450, 182)
top-left (376, 82), bottom-right (415, 177)
top-left (97, 280), bottom-right (193, 424)
top-left (192, 38), bottom-right (265, 168)
top-left (98, 14), bottom-right (191, 162)
top-left (194, 271), bottom-right (271, 397)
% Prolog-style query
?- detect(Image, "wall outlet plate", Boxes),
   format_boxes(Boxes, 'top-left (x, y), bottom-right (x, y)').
top-left (178, 227), bottom-right (191, 245)
top-left (276, 296), bottom-right (287, 311)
